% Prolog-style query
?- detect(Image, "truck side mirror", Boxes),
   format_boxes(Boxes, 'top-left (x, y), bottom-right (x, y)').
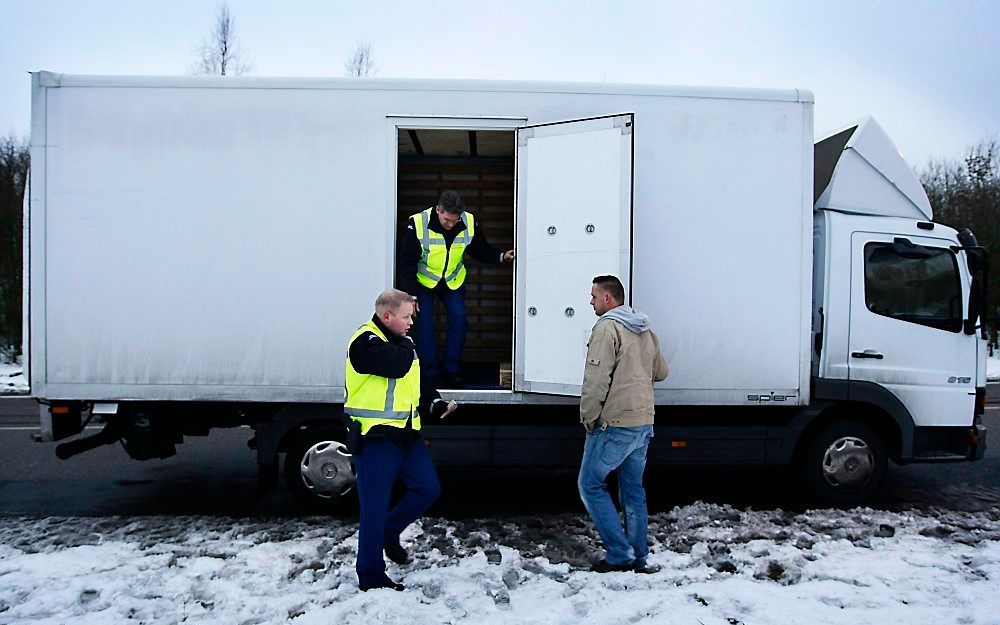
top-left (952, 229), bottom-right (990, 337)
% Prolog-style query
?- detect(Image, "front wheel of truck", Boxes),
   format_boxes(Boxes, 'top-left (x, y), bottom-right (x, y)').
top-left (802, 420), bottom-right (888, 506)
top-left (284, 425), bottom-right (358, 511)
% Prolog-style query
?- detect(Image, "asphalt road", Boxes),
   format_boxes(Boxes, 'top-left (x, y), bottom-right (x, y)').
top-left (0, 390), bottom-right (997, 517)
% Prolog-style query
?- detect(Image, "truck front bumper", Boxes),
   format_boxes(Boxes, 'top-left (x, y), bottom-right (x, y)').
top-left (906, 423), bottom-right (987, 463)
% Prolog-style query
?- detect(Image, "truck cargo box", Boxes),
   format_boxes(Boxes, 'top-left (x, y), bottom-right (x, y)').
top-left (27, 72), bottom-right (813, 406)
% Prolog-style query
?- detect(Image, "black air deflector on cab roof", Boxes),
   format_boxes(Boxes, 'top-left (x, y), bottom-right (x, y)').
top-left (813, 126), bottom-right (857, 204)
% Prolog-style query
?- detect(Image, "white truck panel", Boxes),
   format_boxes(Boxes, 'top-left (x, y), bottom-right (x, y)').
top-left (29, 73), bottom-right (814, 405)
top-left (516, 115), bottom-right (633, 395)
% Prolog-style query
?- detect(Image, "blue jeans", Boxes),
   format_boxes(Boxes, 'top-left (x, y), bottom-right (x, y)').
top-left (578, 424), bottom-right (654, 565)
top-left (354, 436), bottom-right (441, 586)
top-left (414, 285), bottom-right (467, 378)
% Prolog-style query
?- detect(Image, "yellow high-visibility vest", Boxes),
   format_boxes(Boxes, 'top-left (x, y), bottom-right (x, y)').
top-left (411, 207), bottom-right (476, 290)
top-left (344, 320), bottom-right (421, 435)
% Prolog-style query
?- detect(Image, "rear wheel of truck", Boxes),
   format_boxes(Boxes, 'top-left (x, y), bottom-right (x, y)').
top-left (802, 420), bottom-right (887, 506)
top-left (284, 426), bottom-right (358, 511)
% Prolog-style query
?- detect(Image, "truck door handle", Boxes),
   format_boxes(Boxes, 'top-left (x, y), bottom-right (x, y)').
top-left (851, 350), bottom-right (884, 360)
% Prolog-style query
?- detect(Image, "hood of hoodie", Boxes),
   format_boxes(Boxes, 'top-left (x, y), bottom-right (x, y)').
top-left (597, 305), bottom-right (650, 334)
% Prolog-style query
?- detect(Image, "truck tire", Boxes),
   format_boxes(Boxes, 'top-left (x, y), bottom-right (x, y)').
top-left (284, 425), bottom-right (358, 511)
top-left (802, 420), bottom-right (887, 506)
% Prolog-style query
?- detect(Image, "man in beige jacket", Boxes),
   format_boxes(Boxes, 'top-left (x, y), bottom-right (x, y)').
top-left (579, 275), bottom-right (668, 573)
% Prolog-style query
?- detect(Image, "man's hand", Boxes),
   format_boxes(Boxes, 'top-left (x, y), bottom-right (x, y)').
top-left (431, 398), bottom-right (459, 420)
top-left (502, 250), bottom-right (516, 263)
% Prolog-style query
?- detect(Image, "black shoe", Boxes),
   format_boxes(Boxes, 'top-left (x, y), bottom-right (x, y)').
top-left (590, 559), bottom-right (635, 573)
top-left (359, 577), bottom-right (405, 592)
top-left (384, 541), bottom-right (410, 565)
top-left (633, 561), bottom-right (660, 574)
top-left (442, 372), bottom-right (463, 388)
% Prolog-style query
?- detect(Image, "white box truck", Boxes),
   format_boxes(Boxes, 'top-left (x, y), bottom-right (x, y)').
top-left (26, 72), bottom-right (989, 506)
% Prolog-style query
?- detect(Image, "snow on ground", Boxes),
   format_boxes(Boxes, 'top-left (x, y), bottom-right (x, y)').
top-left (1, 502), bottom-right (998, 625)
top-left (988, 351), bottom-right (1000, 382)
top-left (0, 356), bottom-right (27, 395)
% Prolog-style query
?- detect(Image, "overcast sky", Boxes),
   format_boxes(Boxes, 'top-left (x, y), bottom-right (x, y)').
top-left (1, 0), bottom-right (997, 167)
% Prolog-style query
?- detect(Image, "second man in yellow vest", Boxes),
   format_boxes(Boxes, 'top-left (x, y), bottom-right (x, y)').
top-left (345, 288), bottom-right (457, 591)
top-left (397, 190), bottom-right (515, 387)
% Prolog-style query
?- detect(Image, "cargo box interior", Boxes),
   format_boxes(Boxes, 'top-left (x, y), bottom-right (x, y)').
top-left (394, 128), bottom-right (515, 390)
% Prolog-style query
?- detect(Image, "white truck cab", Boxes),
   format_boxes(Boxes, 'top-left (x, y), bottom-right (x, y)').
top-left (804, 118), bottom-right (988, 501)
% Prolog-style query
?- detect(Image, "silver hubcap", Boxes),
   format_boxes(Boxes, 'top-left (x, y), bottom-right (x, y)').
top-left (821, 436), bottom-right (874, 489)
top-left (299, 440), bottom-right (356, 499)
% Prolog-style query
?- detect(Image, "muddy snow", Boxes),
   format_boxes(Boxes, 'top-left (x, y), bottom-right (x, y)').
top-left (1, 502), bottom-right (998, 624)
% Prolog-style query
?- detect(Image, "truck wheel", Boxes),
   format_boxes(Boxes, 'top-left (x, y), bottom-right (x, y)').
top-left (802, 420), bottom-right (887, 506)
top-left (284, 426), bottom-right (357, 510)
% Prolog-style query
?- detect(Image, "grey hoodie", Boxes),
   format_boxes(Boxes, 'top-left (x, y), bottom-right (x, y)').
top-left (596, 305), bottom-right (650, 334)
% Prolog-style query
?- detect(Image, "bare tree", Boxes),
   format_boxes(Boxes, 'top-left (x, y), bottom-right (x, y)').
top-left (345, 40), bottom-right (377, 77)
top-left (920, 137), bottom-right (1000, 349)
top-left (193, 3), bottom-right (252, 76)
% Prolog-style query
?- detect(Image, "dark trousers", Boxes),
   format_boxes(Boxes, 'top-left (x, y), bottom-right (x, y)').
top-left (354, 435), bottom-right (441, 586)
top-left (414, 284), bottom-right (467, 378)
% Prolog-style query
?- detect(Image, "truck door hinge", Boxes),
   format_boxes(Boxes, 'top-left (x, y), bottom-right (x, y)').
top-left (517, 128), bottom-right (534, 147)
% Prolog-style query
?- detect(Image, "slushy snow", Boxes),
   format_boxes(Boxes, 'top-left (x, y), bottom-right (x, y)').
top-left (1, 502), bottom-right (998, 624)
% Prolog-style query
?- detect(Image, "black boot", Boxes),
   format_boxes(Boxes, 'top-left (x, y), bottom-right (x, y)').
top-left (590, 559), bottom-right (635, 573)
top-left (633, 560), bottom-right (661, 574)
top-left (384, 541), bottom-right (411, 565)
top-left (359, 577), bottom-right (405, 592)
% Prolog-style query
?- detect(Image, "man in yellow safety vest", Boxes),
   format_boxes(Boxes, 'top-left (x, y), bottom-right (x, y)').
top-left (397, 190), bottom-right (515, 387)
top-left (345, 288), bottom-right (457, 591)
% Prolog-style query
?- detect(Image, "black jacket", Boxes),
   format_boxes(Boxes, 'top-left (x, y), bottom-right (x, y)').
top-left (348, 315), bottom-right (444, 443)
top-left (397, 209), bottom-right (506, 295)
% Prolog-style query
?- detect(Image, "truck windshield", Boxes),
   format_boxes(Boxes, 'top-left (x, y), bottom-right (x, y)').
top-left (864, 243), bottom-right (963, 332)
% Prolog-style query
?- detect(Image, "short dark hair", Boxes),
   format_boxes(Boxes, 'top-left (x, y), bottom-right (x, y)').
top-left (438, 190), bottom-right (464, 214)
top-left (592, 275), bottom-right (625, 303)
